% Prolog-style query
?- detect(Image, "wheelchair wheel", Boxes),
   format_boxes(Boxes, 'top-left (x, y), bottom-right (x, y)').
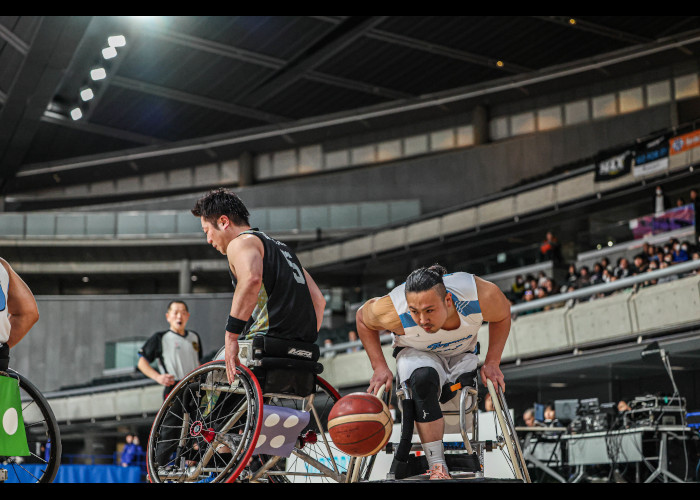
top-left (146, 361), bottom-right (263, 483)
top-left (0, 369), bottom-right (61, 483)
top-left (251, 376), bottom-right (375, 483)
top-left (486, 379), bottom-right (531, 483)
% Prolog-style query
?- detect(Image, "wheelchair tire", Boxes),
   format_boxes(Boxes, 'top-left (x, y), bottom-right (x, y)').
top-left (146, 361), bottom-right (263, 483)
top-left (0, 369), bottom-right (62, 483)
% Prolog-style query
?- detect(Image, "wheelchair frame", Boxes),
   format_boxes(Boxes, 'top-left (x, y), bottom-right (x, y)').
top-left (377, 372), bottom-right (530, 482)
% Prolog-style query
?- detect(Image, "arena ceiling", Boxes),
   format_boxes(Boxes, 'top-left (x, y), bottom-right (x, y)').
top-left (2, 16), bottom-right (700, 196)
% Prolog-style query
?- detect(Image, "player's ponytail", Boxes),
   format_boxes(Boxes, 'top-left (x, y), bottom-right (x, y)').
top-left (405, 263), bottom-right (447, 297)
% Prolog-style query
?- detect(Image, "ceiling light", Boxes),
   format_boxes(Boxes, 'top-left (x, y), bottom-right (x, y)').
top-left (82, 276), bottom-right (89, 283)
top-left (80, 88), bottom-right (94, 101)
top-left (569, 18), bottom-right (576, 25)
top-left (102, 46), bottom-right (118, 59)
top-left (90, 67), bottom-right (107, 80)
top-left (607, 241), bottom-right (614, 247)
top-left (496, 60), bottom-right (504, 67)
top-left (108, 35), bottom-right (126, 48)
top-left (549, 382), bottom-right (567, 388)
top-left (70, 107), bottom-right (83, 120)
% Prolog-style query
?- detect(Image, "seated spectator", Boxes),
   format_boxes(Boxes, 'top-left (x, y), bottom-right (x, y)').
top-left (590, 262), bottom-right (604, 285)
top-left (526, 274), bottom-right (538, 292)
top-left (523, 408), bottom-right (537, 427)
top-left (537, 271), bottom-right (549, 288)
top-left (511, 274), bottom-right (525, 300)
top-left (520, 290), bottom-right (542, 314)
top-left (601, 267), bottom-right (613, 283)
top-left (565, 264), bottom-right (578, 285)
top-left (657, 260), bottom-right (679, 284)
top-left (641, 260), bottom-right (659, 288)
top-left (614, 257), bottom-right (632, 280)
top-left (346, 330), bottom-right (361, 353)
top-left (600, 257), bottom-right (612, 273)
top-left (672, 239), bottom-right (689, 263)
top-left (675, 196), bottom-right (686, 208)
top-left (543, 404), bottom-right (562, 434)
top-left (542, 278), bottom-right (557, 296)
top-left (644, 243), bottom-right (657, 262)
top-left (617, 400), bottom-right (631, 413)
top-left (323, 338), bottom-right (335, 358)
top-left (575, 266), bottom-right (591, 288)
top-left (632, 254), bottom-right (648, 274)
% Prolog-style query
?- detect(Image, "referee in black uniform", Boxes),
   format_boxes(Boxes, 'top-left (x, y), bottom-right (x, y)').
top-left (137, 300), bottom-right (203, 399)
top-left (191, 188), bottom-right (327, 383)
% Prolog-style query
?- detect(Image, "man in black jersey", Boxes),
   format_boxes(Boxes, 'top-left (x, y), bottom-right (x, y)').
top-left (192, 188), bottom-right (326, 383)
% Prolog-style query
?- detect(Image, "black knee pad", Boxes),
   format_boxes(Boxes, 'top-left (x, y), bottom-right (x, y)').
top-left (407, 367), bottom-right (442, 423)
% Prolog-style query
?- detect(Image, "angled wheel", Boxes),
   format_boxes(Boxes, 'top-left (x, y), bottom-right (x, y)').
top-left (486, 379), bottom-right (531, 483)
top-left (146, 361), bottom-right (263, 483)
top-left (0, 369), bottom-right (61, 483)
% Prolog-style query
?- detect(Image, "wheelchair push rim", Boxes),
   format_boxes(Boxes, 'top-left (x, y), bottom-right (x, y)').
top-left (146, 361), bottom-right (264, 483)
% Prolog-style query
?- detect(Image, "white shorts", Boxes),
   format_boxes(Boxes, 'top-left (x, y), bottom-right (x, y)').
top-left (396, 347), bottom-right (478, 399)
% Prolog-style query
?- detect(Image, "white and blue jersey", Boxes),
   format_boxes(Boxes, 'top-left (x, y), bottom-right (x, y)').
top-left (388, 272), bottom-right (482, 357)
top-left (0, 264), bottom-right (10, 345)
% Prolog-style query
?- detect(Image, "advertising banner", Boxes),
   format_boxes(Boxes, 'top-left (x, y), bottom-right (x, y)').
top-left (669, 129), bottom-right (700, 156)
top-left (632, 134), bottom-right (670, 177)
top-left (629, 204), bottom-right (695, 239)
top-left (594, 147), bottom-right (633, 182)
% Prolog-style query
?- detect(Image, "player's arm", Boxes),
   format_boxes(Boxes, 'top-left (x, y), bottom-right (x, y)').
top-left (1, 258), bottom-right (39, 349)
top-left (224, 235), bottom-right (264, 382)
top-left (475, 276), bottom-right (512, 392)
top-left (303, 268), bottom-right (326, 331)
top-left (356, 296), bottom-right (402, 395)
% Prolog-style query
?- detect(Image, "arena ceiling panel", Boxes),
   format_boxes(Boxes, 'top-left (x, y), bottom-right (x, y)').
top-left (2, 15), bottom-right (700, 195)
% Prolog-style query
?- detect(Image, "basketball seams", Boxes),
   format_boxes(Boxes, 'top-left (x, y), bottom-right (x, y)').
top-left (327, 412), bottom-right (391, 429)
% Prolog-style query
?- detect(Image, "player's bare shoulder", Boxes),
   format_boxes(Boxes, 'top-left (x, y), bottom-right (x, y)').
top-left (361, 296), bottom-right (404, 334)
top-left (474, 275), bottom-right (511, 322)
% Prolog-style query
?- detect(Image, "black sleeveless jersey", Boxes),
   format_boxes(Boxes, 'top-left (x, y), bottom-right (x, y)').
top-left (229, 229), bottom-right (318, 343)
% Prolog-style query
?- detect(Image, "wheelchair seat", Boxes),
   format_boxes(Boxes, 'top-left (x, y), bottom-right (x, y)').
top-left (248, 335), bottom-right (324, 398)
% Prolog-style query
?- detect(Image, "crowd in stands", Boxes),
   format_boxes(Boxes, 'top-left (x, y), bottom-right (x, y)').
top-left (505, 235), bottom-right (700, 315)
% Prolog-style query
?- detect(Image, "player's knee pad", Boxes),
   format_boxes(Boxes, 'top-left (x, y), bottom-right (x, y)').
top-left (407, 367), bottom-right (442, 423)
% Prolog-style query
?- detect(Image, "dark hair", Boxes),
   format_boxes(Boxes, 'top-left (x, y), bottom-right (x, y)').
top-left (167, 300), bottom-right (188, 313)
top-left (191, 188), bottom-right (250, 227)
top-left (405, 264), bottom-right (447, 298)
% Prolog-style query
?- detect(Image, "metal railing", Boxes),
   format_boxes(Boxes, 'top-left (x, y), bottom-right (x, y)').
top-left (319, 258), bottom-right (700, 355)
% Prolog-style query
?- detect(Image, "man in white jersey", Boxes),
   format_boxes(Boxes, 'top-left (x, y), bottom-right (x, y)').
top-left (355, 264), bottom-right (511, 480)
top-left (0, 258), bottom-right (40, 373)
top-left (138, 300), bottom-right (203, 399)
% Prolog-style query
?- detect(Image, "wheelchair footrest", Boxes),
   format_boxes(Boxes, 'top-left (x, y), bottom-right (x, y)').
top-left (387, 451), bottom-right (481, 480)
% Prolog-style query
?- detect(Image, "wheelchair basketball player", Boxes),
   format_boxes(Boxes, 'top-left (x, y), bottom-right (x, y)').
top-left (355, 264), bottom-right (511, 479)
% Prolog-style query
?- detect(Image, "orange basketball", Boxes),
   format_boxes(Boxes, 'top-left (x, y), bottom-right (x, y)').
top-left (327, 392), bottom-right (393, 457)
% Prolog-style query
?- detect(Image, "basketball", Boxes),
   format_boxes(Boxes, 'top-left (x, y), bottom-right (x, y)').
top-left (327, 392), bottom-right (393, 457)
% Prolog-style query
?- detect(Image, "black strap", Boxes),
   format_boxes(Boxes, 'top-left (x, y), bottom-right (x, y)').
top-left (257, 357), bottom-right (324, 375)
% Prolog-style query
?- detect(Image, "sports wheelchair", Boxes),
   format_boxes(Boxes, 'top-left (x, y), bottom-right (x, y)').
top-left (146, 335), bottom-right (529, 483)
top-left (146, 335), bottom-right (375, 483)
top-left (368, 360), bottom-right (530, 483)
